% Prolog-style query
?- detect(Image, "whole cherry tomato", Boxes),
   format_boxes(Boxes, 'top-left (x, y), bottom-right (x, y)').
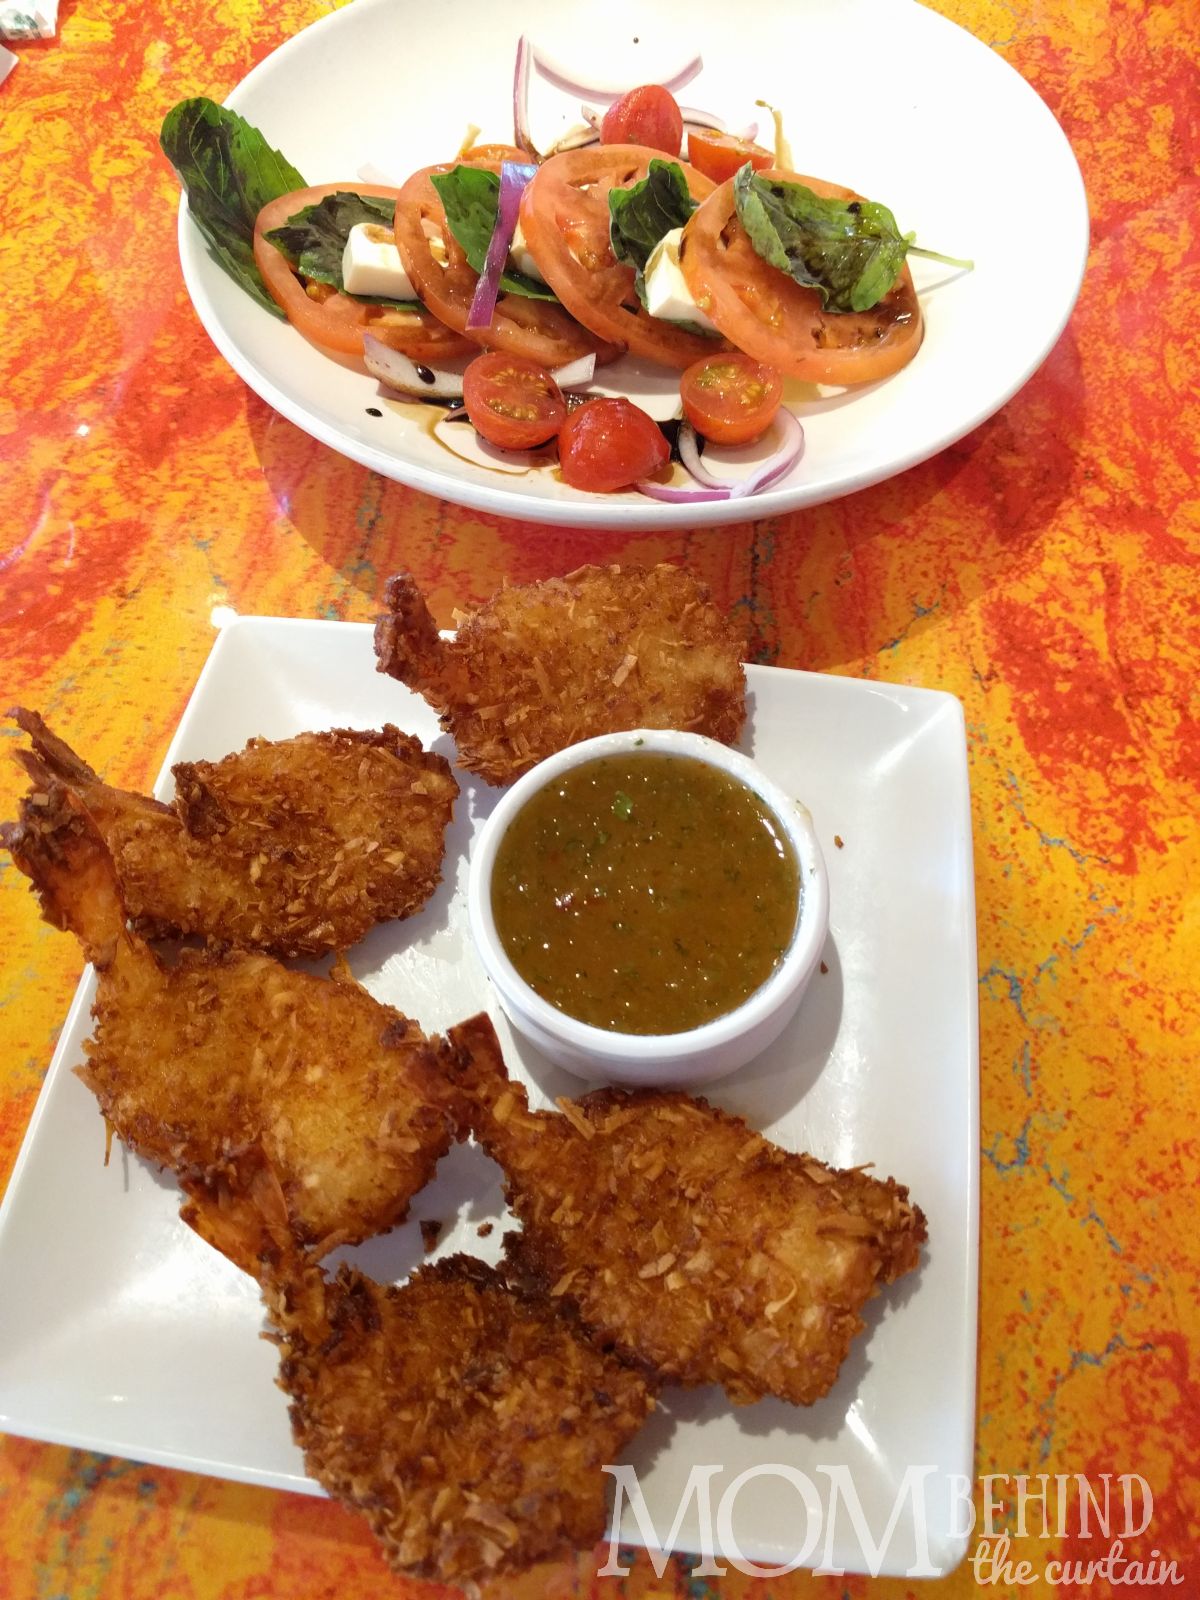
top-left (557, 397), bottom-right (669, 491)
top-left (600, 85), bottom-right (684, 156)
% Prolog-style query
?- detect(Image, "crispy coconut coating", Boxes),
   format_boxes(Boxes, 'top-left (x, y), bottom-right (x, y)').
top-left (373, 564), bottom-right (747, 785)
top-left (1, 786), bottom-right (460, 1271)
top-left (262, 1251), bottom-right (654, 1588)
top-left (448, 1015), bottom-right (927, 1406)
top-left (9, 709), bottom-right (458, 959)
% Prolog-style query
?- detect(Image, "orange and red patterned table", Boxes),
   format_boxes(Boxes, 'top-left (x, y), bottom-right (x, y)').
top-left (1, 0), bottom-right (1198, 1595)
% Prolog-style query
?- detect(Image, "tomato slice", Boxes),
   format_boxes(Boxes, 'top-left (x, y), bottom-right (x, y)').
top-left (686, 129), bottom-right (774, 185)
top-left (557, 397), bottom-right (669, 492)
top-left (680, 352), bottom-right (784, 445)
top-left (252, 184), bottom-right (474, 362)
top-left (518, 146), bottom-right (727, 370)
top-left (600, 86), bottom-right (683, 156)
top-left (679, 170), bottom-right (924, 385)
top-left (462, 353), bottom-right (566, 449)
top-left (391, 161), bottom-right (618, 368)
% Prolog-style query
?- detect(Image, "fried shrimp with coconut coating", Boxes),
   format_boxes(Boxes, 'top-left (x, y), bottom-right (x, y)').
top-left (448, 1015), bottom-right (927, 1406)
top-left (261, 1248), bottom-right (654, 1589)
top-left (1, 785), bottom-right (460, 1272)
top-left (374, 564), bottom-right (747, 785)
top-left (9, 709), bottom-right (458, 959)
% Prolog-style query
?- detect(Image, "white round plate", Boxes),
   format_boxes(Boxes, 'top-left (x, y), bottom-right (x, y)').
top-left (178, 0), bottom-right (1088, 530)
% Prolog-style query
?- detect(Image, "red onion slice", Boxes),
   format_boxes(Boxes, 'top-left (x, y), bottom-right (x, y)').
top-left (727, 409), bottom-right (804, 498)
top-left (530, 44), bottom-right (703, 100)
top-left (549, 353), bottom-right (596, 389)
top-left (466, 161), bottom-right (537, 331)
top-left (634, 480), bottom-right (737, 504)
top-left (363, 335), bottom-right (467, 400)
top-left (637, 410), bottom-right (804, 503)
top-left (513, 35), bottom-right (537, 158)
top-left (513, 38), bottom-right (703, 154)
top-left (677, 420), bottom-right (725, 487)
top-left (678, 107), bottom-right (727, 131)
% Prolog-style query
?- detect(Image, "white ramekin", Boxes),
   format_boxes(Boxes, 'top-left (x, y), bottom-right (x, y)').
top-left (467, 729), bottom-right (830, 1087)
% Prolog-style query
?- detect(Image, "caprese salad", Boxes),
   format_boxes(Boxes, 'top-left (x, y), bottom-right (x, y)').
top-left (161, 43), bottom-right (970, 501)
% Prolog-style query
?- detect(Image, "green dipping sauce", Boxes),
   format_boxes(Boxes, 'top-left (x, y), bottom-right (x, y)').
top-left (491, 752), bottom-right (800, 1035)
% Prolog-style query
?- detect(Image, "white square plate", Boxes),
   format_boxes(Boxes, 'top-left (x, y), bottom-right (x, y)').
top-left (0, 618), bottom-right (978, 1577)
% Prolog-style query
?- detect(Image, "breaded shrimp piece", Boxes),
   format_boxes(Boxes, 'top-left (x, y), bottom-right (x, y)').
top-left (1, 785), bottom-right (460, 1272)
top-left (373, 564), bottom-right (747, 785)
top-left (9, 709), bottom-right (458, 959)
top-left (447, 1015), bottom-right (927, 1406)
top-left (262, 1249), bottom-right (654, 1589)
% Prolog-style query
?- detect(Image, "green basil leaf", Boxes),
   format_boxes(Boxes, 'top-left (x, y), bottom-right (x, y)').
top-left (430, 166), bottom-right (558, 301)
top-left (733, 164), bottom-right (915, 314)
top-left (160, 97), bottom-right (307, 317)
top-left (608, 159), bottom-right (699, 308)
top-left (263, 192), bottom-right (420, 310)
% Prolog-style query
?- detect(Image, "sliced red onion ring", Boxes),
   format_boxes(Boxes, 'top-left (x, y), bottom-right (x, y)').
top-left (362, 335), bottom-right (467, 399)
top-left (635, 480), bottom-right (736, 504)
top-left (637, 410), bottom-right (804, 503)
top-left (513, 38), bottom-right (703, 155)
top-left (530, 44), bottom-right (703, 100)
top-left (678, 420), bottom-right (725, 487)
top-left (467, 161), bottom-right (537, 331)
top-left (513, 35), bottom-right (537, 158)
top-left (678, 107), bottom-right (727, 131)
top-left (549, 353), bottom-right (596, 389)
top-left (727, 408), bottom-right (805, 498)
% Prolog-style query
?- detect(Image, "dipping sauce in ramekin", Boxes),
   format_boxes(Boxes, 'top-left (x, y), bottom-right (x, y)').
top-left (468, 729), bottom-right (829, 1088)
top-left (490, 750), bottom-right (800, 1035)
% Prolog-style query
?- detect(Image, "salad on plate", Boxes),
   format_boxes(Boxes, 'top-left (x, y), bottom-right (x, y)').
top-left (162, 39), bottom-right (970, 503)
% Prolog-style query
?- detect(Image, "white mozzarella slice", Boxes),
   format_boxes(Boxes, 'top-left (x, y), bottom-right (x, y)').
top-left (342, 222), bottom-right (416, 299)
top-left (643, 227), bottom-right (718, 333)
top-left (508, 219), bottom-right (546, 283)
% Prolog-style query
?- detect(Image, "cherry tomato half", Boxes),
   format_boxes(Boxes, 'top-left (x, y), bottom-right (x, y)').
top-left (680, 352), bottom-right (784, 446)
top-left (557, 397), bottom-right (669, 491)
top-left (600, 85), bottom-right (684, 156)
top-left (462, 353), bottom-right (566, 450)
top-left (686, 128), bottom-right (775, 184)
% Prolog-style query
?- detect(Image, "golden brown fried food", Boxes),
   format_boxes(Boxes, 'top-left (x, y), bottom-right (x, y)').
top-left (374, 564), bottom-right (747, 785)
top-left (10, 709), bottom-right (458, 959)
top-left (448, 1015), bottom-right (927, 1406)
top-left (262, 1249), bottom-right (654, 1589)
top-left (1, 785), bottom-right (460, 1271)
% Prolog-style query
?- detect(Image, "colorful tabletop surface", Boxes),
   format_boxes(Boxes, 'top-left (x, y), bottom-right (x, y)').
top-left (1, 0), bottom-right (1197, 1596)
